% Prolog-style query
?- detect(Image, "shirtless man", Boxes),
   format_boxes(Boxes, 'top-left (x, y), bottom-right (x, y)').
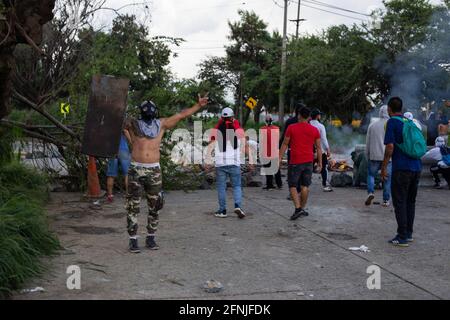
top-left (123, 94), bottom-right (209, 253)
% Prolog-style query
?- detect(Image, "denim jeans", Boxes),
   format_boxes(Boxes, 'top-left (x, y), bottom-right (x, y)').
top-left (216, 165), bottom-right (242, 211)
top-left (391, 171), bottom-right (421, 240)
top-left (367, 160), bottom-right (392, 201)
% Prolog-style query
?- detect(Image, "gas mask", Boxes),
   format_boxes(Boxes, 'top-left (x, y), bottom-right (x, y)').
top-left (139, 101), bottom-right (159, 123)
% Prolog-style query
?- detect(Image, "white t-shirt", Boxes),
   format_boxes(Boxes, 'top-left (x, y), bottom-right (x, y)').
top-left (215, 140), bottom-right (242, 167)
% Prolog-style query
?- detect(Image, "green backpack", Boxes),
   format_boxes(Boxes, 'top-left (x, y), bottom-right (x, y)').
top-left (392, 117), bottom-right (427, 159)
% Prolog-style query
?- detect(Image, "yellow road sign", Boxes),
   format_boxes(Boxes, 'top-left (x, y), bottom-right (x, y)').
top-left (246, 97), bottom-right (258, 110)
top-left (61, 102), bottom-right (70, 115)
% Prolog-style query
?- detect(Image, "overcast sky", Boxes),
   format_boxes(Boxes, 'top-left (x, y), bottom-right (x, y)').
top-left (101, 0), bottom-right (443, 80)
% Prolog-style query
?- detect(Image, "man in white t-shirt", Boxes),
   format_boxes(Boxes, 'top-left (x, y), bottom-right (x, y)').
top-left (207, 108), bottom-right (250, 219)
top-left (310, 109), bottom-right (333, 192)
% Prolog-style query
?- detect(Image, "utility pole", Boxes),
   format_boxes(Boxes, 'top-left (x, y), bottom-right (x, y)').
top-left (288, 0), bottom-right (306, 113)
top-left (290, 0), bottom-right (305, 39)
top-left (278, 0), bottom-right (288, 128)
top-left (239, 72), bottom-right (243, 125)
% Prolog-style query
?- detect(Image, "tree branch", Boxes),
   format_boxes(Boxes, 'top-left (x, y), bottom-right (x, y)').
top-left (12, 89), bottom-right (80, 140)
top-left (0, 120), bottom-right (69, 147)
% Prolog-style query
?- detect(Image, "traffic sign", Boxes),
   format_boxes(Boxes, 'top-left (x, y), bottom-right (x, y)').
top-left (246, 97), bottom-right (258, 110)
top-left (61, 102), bottom-right (70, 115)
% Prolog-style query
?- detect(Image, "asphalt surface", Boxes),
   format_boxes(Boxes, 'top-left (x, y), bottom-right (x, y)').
top-left (14, 174), bottom-right (450, 300)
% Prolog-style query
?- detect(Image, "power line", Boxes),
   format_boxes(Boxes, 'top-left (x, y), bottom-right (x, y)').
top-left (173, 47), bottom-right (225, 51)
top-left (304, 0), bottom-right (370, 17)
top-left (291, 1), bottom-right (367, 21)
top-left (171, 1), bottom-right (259, 13)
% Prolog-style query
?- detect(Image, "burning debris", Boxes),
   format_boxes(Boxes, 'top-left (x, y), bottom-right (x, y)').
top-left (328, 159), bottom-right (353, 173)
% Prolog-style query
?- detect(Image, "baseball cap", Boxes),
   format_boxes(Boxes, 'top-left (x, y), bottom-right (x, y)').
top-left (404, 112), bottom-right (414, 121)
top-left (311, 108), bottom-right (323, 118)
top-left (221, 107), bottom-right (234, 118)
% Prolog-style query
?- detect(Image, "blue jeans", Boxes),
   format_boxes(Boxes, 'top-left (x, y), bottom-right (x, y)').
top-left (367, 160), bottom-right (392, 201)
top-left (216, 166), bottom-right (242, 211)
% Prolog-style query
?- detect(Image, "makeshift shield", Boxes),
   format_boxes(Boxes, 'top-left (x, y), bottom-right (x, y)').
top-left (81, 75), bottom-right (130, 158)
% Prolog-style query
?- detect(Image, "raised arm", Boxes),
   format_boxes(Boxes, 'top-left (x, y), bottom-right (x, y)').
top-left (162, 94), bottom-right (209, 130)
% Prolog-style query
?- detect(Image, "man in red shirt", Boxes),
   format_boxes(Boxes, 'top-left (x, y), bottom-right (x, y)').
top-left (261, 115), bottom-right (282, 190)
top-left (279, 107), bottom-right (322, 220)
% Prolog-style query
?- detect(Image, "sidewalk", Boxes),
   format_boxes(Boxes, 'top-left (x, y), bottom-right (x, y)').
top-left (14, 177), bottom-right (450, 300)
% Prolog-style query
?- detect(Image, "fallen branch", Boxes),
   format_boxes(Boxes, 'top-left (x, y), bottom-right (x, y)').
top-left (12, 89), bottom-right (80, 140)
top-left (0, 120), bottom-right (69, 147)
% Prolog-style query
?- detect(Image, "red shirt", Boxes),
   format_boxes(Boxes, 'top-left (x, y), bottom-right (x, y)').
top-left (260, 125), bottom-right (280, 159)
top-left (285, 122), bottom-right (320, 165)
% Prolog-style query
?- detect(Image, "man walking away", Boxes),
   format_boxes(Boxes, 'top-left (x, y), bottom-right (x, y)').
top-left (422, 137), bottom-right (450, 189)
top-left (310, 109), bottom-right (332, 192)
top-left (208, 108), bottom-right (248, 219)
top-left (381, 97), bottom-right (423, 247)
top-left (365, 105), bottom-right (392, 207)
top-left (280, 107), bottom-right (322, 220)
top-left (261, 115), bottom-right (282, 190)
top-left (282, 103), bottom-right (305, 199)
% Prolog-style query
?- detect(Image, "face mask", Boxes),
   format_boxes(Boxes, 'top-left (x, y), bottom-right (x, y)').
top-left (140, 101), bottom-right (159, 122)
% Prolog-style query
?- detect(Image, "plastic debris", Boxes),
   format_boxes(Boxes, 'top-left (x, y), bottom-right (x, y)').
top-left (349, 245), bottom-right (371, 253)
top-left (21, 287), bottom-right (45, 294)
top-left (202, 280), bottom-right (224, 293)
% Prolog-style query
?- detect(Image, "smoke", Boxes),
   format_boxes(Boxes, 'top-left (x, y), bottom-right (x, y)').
top-left (376, 8), bottom-right (450, 115)
top-left (327, 125), bottom-right (365, 160)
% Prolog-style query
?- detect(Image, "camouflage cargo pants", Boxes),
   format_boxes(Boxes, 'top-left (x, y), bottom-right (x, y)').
top-left (126, 164), bottom-right (164, 237)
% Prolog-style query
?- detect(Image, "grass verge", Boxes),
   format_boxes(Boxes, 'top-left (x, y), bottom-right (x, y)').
top-left (0, 162), bottom-right (60, 299)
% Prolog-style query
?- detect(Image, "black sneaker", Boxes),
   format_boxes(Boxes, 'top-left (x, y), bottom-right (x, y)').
top-left (234, 208), bottom-right (246, 219)
top-left (406, 233), bottom-right (414, 243)
top-left (129, 238), bottom-right (141, 254)
top-left (388, 235), bottom-right (409, 247)
top-left (290, 209), bottom-right (303, 221)
top-left (146, 236), bottom-right (160, 250)
top-left (263, 186), bottom-right (276, 191)
top-left (214, 210), bottom-right (228, 218)
top-left (365, 194), bottom-right (375, 206)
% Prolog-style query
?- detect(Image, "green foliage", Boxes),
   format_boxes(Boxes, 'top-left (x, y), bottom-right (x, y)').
top-left (199, 10), bottom-right (282, 125)
top-left (0, 161), bottom-right (59, 299)
top-left (372, 0), bottom-right (435, 60)
top-left (71, 14), bottom-right (176, 108)
top-left (287, 25), bottom-right (386, 123)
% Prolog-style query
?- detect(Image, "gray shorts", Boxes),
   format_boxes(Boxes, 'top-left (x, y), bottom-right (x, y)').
top-left (288, 163), bottom-right (313, 188)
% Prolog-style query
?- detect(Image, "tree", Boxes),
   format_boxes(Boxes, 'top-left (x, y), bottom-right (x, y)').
top-left (371, 0), bottom-right (435, 61)
top-left (286, 25), bottom-right (386, 123)
top-left (72, 14), bottom-right (182, 104)
top-left (198, 10), bottom-right (281, 126)
top-left (0, 0), bottom-right (56, 120)
top-left (373, 0), bottom-right (450, 110)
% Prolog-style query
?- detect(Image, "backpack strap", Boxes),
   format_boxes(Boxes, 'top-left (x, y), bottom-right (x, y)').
top-left (392, 116), bottom-right (407, 123)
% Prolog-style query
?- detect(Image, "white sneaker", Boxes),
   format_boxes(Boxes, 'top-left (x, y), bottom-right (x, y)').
top-left (365, 194), bottom-right (375, 206)
top-left (382, 201), bottom-right (390, 207)
top-left (323, 186), bottom-right (333, 192)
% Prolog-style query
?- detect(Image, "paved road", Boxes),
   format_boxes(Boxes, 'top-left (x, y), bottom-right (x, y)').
top-left (14, 176), bottom-right (450, 300)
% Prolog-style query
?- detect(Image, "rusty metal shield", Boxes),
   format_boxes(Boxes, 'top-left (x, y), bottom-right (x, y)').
top-left (81, 75), bottom-right (130, 158)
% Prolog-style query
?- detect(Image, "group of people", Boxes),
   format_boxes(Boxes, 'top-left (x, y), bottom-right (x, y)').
top-left (366, 103), bottom-right (450, 210)
top-left (365, 98), bottom-right (450, 246)
top-left (105, 94), bottom-right (448, 253)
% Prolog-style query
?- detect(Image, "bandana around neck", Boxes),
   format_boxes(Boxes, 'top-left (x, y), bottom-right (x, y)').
top-left (137, 119), bottom-right (161, 139)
